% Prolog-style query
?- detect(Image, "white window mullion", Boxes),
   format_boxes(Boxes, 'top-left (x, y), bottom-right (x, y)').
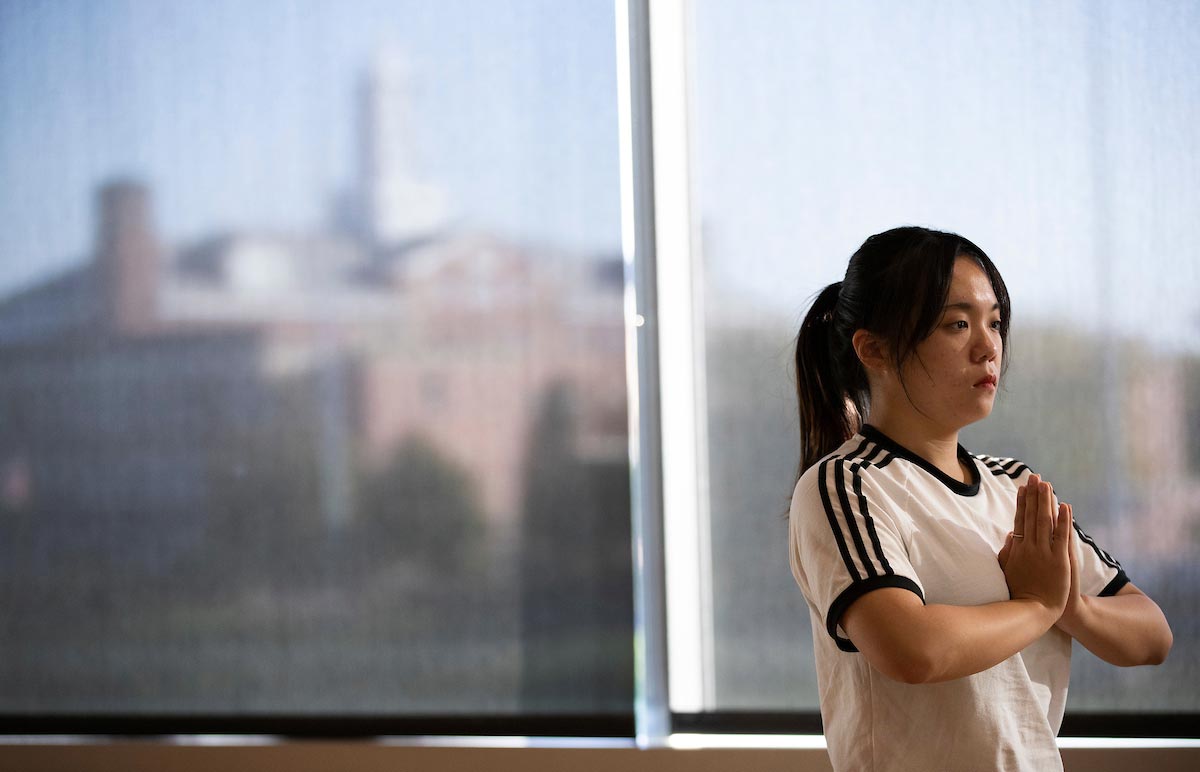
top-left (647, 0), bottom-right (712, 716)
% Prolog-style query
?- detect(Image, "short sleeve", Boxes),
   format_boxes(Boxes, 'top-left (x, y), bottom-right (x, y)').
top-left (1014, 466), bottom-right (1129, 597)
top-left (789, 456), bottom-right (925, 653)
top-left (1071, 518), bottom-right (1129, 596)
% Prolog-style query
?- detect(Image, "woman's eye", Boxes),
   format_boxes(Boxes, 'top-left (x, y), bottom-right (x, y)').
top-left (991, 320), bottom-right (1003, 329)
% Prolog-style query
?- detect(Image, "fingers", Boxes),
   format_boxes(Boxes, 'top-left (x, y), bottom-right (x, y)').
top-left (1017, 473), bottom-right (1068, 552)
top-left (1039, 479), bottom-right (1055, 549)
top-left (1056, 500), bottom-right (1073, 556)
top-left (1014, 484), bottom-right (1026, 537)
top-left (1023, 473), bottom-right (1040, 547)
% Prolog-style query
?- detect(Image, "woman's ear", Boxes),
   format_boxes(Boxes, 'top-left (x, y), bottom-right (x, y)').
top-left (852, 329), bottom-right (890, 375)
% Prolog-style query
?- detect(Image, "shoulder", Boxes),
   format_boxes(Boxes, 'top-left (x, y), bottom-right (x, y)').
top-left (969, 450), bottom-right (1037, 485)
top-left (791, 436), bottom-right (904, 515)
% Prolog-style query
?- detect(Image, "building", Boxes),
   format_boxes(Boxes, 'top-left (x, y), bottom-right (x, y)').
top-left (0, 179), bottom-right (627, 541)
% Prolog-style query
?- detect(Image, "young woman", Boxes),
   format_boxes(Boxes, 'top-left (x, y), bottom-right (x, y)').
top-left (787, 226), bottom-right (1172, 772)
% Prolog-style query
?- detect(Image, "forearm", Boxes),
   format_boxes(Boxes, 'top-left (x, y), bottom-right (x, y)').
top-left (1057, 594), bottom-right (1173, 666)
top-left (914, 599), bottom-right (1057, 684)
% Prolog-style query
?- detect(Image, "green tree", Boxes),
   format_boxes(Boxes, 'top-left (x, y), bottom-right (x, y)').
top-left (517, 380), bottom-right (633, 711)
top-left (356, 434), bottom-right (485, 574)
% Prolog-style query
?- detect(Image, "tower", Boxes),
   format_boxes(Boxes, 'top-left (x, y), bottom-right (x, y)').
top-left (96, 179), bottom-right (161, 335)
top-left (359, 49), bottom-right (449, 248)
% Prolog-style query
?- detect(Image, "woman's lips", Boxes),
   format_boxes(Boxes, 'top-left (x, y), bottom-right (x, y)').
top-left (974, 380), bottom-right (996, 390)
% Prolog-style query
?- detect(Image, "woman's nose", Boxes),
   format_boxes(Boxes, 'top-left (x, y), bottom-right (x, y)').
top-left (975, 334), bottom-right (998, 361)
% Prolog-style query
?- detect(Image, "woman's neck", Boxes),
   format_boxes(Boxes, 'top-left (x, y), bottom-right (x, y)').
top-left (863, 415), bottom-right (965, 482)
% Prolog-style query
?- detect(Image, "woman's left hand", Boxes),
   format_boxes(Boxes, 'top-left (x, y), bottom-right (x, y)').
top-left (998, 499), bottom-right (1085, 630)
top-left (1053, 502), bottom-right (1085, 632)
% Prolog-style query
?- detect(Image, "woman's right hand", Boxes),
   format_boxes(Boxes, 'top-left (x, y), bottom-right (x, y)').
top-left (1000, 473), bottom-right (1073, 618)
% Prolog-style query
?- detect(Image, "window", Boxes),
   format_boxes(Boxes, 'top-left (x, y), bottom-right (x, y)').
top-left (0, 0), bottom-right (630, 728)
top-left (0, 0), bottom-right (1194, 744)
top-left (679, 0), bottom-right (1198, 727)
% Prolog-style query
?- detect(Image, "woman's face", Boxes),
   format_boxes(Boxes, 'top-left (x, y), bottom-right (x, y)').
top-left (896, 257), bottom-right (1003, 431)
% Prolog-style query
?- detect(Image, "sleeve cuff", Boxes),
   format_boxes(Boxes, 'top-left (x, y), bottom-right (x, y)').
top-left (826, 574), bottom-right (925, 653)
top-left (1099, 569), bottom-right (1130, 597)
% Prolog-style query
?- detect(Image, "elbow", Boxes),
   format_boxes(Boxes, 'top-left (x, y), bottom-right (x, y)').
top-left (874, 649), bottom-right (936, 685)
top-left (893, 651), bottom-right (934, 684)
top-left (1146, 627), bottom-right (1173, 666)
top-left (1141, 616), bottom-right (1173, 666)
top-left (896, 664), bottom-right (932, 685)
top-left (876, 662), bottom-right (927, 685)
top-left (1124, 625), bottom-right (1172, 667)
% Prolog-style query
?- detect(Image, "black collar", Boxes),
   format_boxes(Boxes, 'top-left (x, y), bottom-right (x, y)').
top-left (860, 423), bottom-right (980, 497)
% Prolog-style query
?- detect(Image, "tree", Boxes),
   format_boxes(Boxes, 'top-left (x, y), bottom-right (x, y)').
top-left (356, 434), bottom-right (485, 574)
top-left (517, 380), bottom-right (633, 711)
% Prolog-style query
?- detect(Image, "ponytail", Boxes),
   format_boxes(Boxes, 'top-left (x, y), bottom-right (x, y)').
top-left (794, 280), bottom-right (863, 476)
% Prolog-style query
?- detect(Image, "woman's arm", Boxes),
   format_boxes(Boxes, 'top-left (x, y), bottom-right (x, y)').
top-left (841, 589), bottom-right (1061, 684)
top-left (1019, 501), bottom-right (1173, 666)
top-left (1056, 580), bottom-right (1173, 667)
top-left (844, 477), bottom-right (1073, 685)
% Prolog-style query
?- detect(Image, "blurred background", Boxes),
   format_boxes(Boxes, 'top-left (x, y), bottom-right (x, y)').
top-left (0, 0), bottom-right (1195, 726)
top-left (691, 0), bottom-right (1199, 713)
top-left (0, 0), bottom-right (631, 716)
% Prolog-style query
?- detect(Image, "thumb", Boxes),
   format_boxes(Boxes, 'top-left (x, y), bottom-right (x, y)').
top-left (998, 531), bottom-right (1013, 566)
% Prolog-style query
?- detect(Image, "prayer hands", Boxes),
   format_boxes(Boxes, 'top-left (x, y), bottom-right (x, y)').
top-left (996, 473), bottom-right (1073, 619)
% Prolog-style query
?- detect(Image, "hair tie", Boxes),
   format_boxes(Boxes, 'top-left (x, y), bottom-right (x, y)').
top-left (816, 281), bottom-right (842, 326)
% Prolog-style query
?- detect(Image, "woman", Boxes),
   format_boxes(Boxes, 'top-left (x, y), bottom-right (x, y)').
top-left (787, 226), bottom-right (1172, 772)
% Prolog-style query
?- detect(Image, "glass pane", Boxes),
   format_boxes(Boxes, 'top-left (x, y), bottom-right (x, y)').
top-left (691, 0), bottom-right (1198, 711)
top-left (0, 0), bottom-right (630, 715)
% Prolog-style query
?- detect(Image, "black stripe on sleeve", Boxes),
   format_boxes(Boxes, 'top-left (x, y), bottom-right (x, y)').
top-left (993, 463), bottom-right (1030, 478)
top-left (835, 458), bottom-right (878, 579)
top-left (814, 438), bottom-right (912, 648)
top-left (975, 454), bottom-right (1031, 479)
top-left (846, 437), bottom-right (873, 460)
top-left (814, 438), bottom-right (880, 582)
top-left (863, 444), bottom-right (890, 466)
top-left (1073, 521), bottom-right (1123, 571)
top-left (851, 459), bottom-right (894, 575)
top-left (818, 457), bottom-right (861, 583)
top-left (826, 575), bottom-right (926, 653)
top-left (982, 458), bottom-right (1007, 475)
top-left (1100, 569), bottom-right (1130, 597)
top-left (873, 452), bottom-right (896, 469)
top-left (1069, 520), bottom-right (1127, 595)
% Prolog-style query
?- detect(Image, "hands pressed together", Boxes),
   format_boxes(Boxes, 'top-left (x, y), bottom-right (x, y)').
top-left (996, 473), bottom-right (1082, 627)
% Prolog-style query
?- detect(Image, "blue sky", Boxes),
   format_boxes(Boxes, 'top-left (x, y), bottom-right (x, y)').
top-left (0, 0), bottom-right (621, 293)
top-left (692, 0), bottom-right (1200, 353)
top-left (1, 0), bottom-right (1197, 352)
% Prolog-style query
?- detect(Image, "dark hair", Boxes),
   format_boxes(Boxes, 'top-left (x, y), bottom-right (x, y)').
top-left (793, 225), bottom-right (1011, 477)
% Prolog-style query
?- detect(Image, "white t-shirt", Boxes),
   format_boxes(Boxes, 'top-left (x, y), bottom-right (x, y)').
top-left (788, 423), bottom-right (1127, 772)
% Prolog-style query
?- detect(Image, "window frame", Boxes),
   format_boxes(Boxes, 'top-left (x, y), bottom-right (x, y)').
top-left (632, 0), bottom-right (1198, 747)
top-left (1, 0), bottom-right (1195, 748)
